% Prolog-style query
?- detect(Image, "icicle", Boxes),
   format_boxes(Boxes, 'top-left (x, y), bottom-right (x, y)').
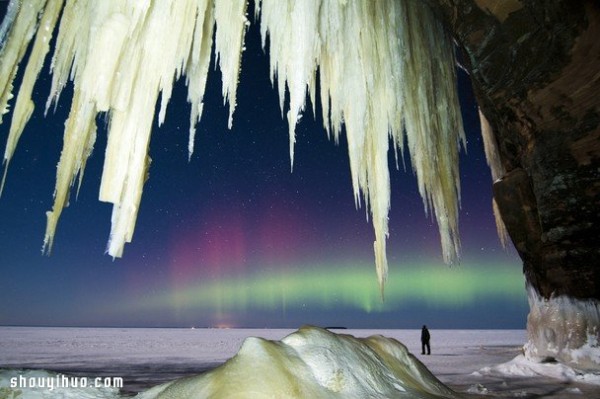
top-left (99, 0), bottom-right (205, 257)
top-left (492, 198), bottom-right (510, 248)
top-left (0, 0), bottom-right (46, 127)
top-left (256, 0), bottom-right (320, 170)
top-left (256, 0), bottom-right (464, 293)
top-left (44, 0), bottom-right (91, 115)
top-left (479, 108), bottom-right (504, 182)
top-left (398, 1), bottom-right (465, 265)
top-left (186, 0), bottom-right (214, 160)
top-left (1, 0), bottom-right (466, 295)
top-left (18, 0), bottom-right (234, 257)
top-left (43, 90), bottom-right (97, 254)
top-left (2, 0), bottom-right (63, 196)
top-left (0, 0), bottom-right (22, 53)
top-left (214, 0), bottom-right (248, 129)
top-left (479, 108), bottom-right (509, 247)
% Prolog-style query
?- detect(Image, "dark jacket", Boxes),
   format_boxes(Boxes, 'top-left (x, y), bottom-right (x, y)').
top-left (421, 327), bottom-right (430, 343)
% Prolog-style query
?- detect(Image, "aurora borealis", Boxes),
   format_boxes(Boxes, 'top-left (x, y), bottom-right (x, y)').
top-left (134, 262), bottom-right (525, 326)
top-left (0, 5), bottom-right (526, 329)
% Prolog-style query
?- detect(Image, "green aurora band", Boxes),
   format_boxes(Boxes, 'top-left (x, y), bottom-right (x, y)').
top-left (136, 262), bottom-right (525, 315)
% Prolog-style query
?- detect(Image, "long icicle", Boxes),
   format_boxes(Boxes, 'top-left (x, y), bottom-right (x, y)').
top-left (479, 108), bottom-right (510, 248)
top-left (256, 0), bottom-right (464, 294)
top-left (2, 0), bottom-right (63, 196)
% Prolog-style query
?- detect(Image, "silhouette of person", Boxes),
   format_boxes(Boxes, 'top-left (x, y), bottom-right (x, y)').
top-left (421, 325), bottom-right (431, 355)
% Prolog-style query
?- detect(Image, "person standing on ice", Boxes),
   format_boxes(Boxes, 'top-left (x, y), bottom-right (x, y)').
top-left (421, 325), bottom-right (431, 355)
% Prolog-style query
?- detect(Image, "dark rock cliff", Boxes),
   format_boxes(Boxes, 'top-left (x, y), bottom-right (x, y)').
top-left (431, 0), bottom-right (599, 300)
top-left (427, 0), bottom-right (600, 368)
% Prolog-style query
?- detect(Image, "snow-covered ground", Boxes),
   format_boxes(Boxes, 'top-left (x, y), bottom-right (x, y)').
top-left (0, 327), bottom-right (599, 398)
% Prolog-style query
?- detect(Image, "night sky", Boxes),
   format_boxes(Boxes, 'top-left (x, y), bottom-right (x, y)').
top-left (0, 7), bottom-right (527, 329)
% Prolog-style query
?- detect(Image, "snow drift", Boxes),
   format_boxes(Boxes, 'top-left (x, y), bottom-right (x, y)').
top-left (476, 354), bottom-right (600, 386)
top-left (135, 326), bottom-right (459, 399)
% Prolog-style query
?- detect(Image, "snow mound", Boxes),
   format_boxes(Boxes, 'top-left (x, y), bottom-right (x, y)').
top-left (136, 326), bottom-right (460, 398)
top-left (466, 383), bottom-right (488, 394)
top-left (475, 354), bottom-right (600, 386)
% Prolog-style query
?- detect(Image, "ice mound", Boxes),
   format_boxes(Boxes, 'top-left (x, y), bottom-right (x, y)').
top-left (136, 326), bottom-right (459, 398)
top-left (476, 354), bottom-right (600, 386)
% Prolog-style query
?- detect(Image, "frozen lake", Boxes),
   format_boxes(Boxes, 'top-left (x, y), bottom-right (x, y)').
top-left (0, 327), bottom-right (598, 397)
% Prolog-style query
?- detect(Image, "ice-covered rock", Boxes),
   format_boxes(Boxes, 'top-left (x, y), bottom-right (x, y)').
top-left (525, 286), bottom-right (600, 372)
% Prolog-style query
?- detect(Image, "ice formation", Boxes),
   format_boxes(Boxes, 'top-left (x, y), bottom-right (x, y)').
top-left (478, 109), bottom-right (509, 248)
top-left (0, 0), bottom-right (63, 196)
top-left (136, 326), bottom-right (459, 399)
top-left (0, 0), bottom-right (464, 291)
top-left (477, 354), bottom-right (600, 385)
top-left (524, 285), bottom-right (600, 371)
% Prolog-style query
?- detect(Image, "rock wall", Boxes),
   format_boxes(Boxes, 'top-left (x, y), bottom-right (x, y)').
top-left (429, 0), bottom-right (600, 369)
